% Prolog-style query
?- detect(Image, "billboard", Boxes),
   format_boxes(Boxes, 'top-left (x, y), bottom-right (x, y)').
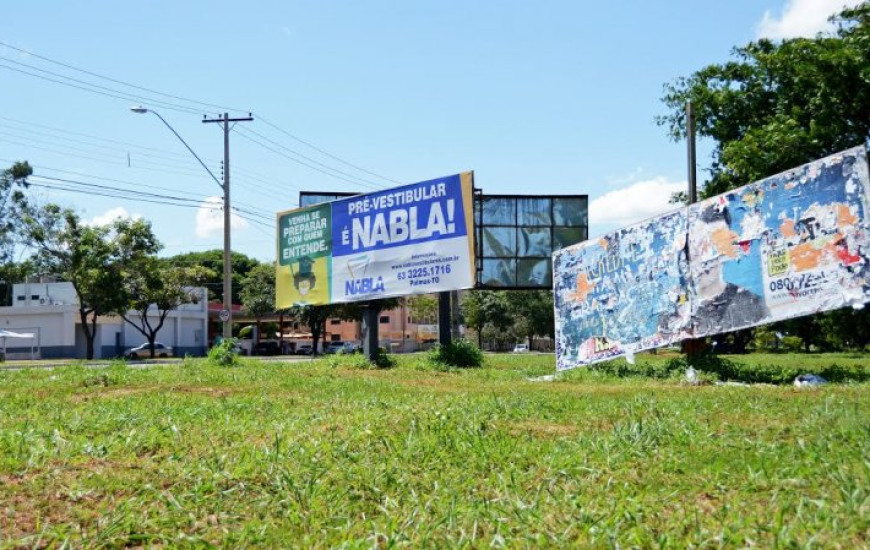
top-left (554, 145), bottom-right (870, 371)
top-left (475, 195), bottom-right (588, 289)
top-left (276, 173), bottom-right (476, 307)
top-left (689, 145), bottom-right (870, 336)
top-left (553, 210), bottom-right (691, 369)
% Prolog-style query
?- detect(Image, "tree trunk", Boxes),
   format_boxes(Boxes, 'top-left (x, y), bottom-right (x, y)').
top-left (279, 314), bottom-right (284, 354)
top-left (255, 317), bottom-right (261, 345)
top-left (80, 307), bottom-right (96, 360)
top-left (311, 324), bottom-right (321, 356)
top-left (477, 325), bottom-right (483, 349)
top-left (149, 339), bottom-right (156, 358)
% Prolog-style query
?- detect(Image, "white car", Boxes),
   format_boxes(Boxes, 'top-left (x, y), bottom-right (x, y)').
top-left (125, 342), bottom-right (173, 359)
top-left (513, 344), bottom-right (529, 353)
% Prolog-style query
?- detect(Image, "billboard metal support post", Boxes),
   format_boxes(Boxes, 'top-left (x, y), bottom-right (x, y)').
top-left (361, 302), bottom-right (379, 360)
top-left (684, 100), bottom-right (707, 358)
top-left (438, 291), bottom-right (451, 346)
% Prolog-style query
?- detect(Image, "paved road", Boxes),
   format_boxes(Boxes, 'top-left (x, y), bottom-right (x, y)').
top-left (0, 354), bottom-right (313, 371)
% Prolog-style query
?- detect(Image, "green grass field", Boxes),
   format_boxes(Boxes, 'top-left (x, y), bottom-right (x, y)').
top-left (1, 354), bottom-right (869, 547)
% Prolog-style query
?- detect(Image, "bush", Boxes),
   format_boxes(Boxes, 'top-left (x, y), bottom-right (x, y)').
top-left (324, 347), bottom-right (396, 369)
top-left (208, 339), bottom-right (240, 367)
top-left (754, 329), bottom-right (779, 351)
top-left (781, 336), bottom-right (804, 352)
top-left (427, 339), bottom-right (484, 368)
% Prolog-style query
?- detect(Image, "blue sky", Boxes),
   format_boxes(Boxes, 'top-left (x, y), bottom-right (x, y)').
top-left (1, 0), bottom-right (858, 262)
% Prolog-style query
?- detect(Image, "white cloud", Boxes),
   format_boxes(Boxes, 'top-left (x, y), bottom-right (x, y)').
top-left (589, 177), bottom-right (685, 233)
top-left (86, 206), bottom-right (141, 227)
top-left (196, 196), bottom-right (249, 238)
top-left (757, 0), bottom-right (862, 39)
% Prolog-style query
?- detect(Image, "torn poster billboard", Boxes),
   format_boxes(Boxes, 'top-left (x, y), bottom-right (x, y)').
top-left (554, 145), bottom-right (870, 371)
top-left (553, 210), bottom-right (692, 370)
top-left (689, 145), bottom-right (870, 336)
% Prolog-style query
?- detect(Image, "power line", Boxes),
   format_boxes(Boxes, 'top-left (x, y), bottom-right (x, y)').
top-left (31, 176), bottom-right (204, 205)
top-left (0, 121), bottom-right (215, 169)
top-left (1, 40), bottom-right (400, 193)
top-left (237, 125), bottom-right (384, 190)
top-left (0, 158), bottom-right (263, 216)
top-left (0, 59), bottom-right (201, 116)
top-left (0, 114), bottom-right (202, 160)
top-left (235, 128), bottom-right (381, 191)
top-left (0, 136), bottom-right (218, 181)
top-left (0, 40), bottom-right (249, 115)
top-left (0, 129), bottom-right (218, 174)
top-left (27, 181), bottom-right (203, 209)
top-left (30, 174), bottom-right (273, 222)
top-left (256, 114), bottom-right (403, 185)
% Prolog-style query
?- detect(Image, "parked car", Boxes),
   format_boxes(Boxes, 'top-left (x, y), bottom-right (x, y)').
top-left (125, 342), bottom-right (173, 359)
top-left (295, 344), bottom-right (313, 355)
top-left (325, 341), bottom-right (359, 354)
top-left (253, 341), bottom-right (280, 356)
top-left (512, 343), bottom-right (529, 353)
top-left (324, 342), bottom-right (346, 354)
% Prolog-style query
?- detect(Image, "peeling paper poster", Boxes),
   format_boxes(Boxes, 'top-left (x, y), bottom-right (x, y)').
top-left (553, 145), bottom-right (870, 371)
top-left (689, 146), bottom-right (870, 336)
top-left (553, 210), bottom-right (691, 370)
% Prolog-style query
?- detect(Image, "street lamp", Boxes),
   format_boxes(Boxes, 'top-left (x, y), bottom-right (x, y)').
top-left (130, 106), bottom-right (233, 340)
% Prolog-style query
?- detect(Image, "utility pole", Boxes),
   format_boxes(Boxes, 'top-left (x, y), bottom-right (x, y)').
top-left (203, 112), bottom-right (254, 340)
top-left (687, 101), bottom-right (697, 204)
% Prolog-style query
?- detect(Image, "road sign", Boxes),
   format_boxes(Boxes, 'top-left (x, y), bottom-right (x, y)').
top-left (219, 309), bottom-right (230, 322)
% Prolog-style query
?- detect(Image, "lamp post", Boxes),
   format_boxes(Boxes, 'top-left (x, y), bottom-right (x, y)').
top-left (130, 106), bottom-right (232, 340)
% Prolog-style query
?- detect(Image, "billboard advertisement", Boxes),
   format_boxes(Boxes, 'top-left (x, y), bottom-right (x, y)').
top-left (553, 210), bottom-right (691, 370)
top-left (689, 145), bottom-right (870, 336)
top-left (276, 172), bottom-right (476, 308)
top-left (475, 195), bottom-right (588, 289)
top-left (554, 145), bottom-right (870, 371)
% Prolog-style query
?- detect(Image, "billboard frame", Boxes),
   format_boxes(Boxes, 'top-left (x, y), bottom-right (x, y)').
top-left (473, 191), bottom-right (589, 290)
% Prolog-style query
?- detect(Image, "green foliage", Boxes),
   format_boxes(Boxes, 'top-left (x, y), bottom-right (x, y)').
top-left (406, 294), bottom-right (437, 323)
top-left (659, 4), bottom-right (870, 350)
top-left (1, 354), bottom-right (869, 546)
top-left (461, 290), bottom-right (512, 348)
top-left (0, 161), bottom-right (31, 265)
top-left (659, 4), bottom-right (870, 198)
top-left (207, 339), bottom-right (240, 367)
top-left (754, 328), bottom-right (779, 351)
top-left (781, 335), bottom-right (804, 352)
top-left (240, 263), bottom-right (276, 321)
top-left (426, 339), bottom-right (484, 368)
top-left (20, 206), bottom-right (152, 359)
top-left (323, 348), bottom-right (396, 370)
top-left (163, 249), bottom-right (261, 304)
top-left (116, 233), bottom-right (212, 358)
top-left (590, 351), bottom-right (870, 385)
top-left (505, 290), bottom-right (554, 348)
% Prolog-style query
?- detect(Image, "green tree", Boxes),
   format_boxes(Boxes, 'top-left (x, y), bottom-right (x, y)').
top-left (0, 161), bottom-right (32, 264)
top-left (118, 229), bottom-right (213, 358)
top-left (506, 290), bottom-right (554, 350)
top-left (407, 294), bottom-right (438, 324)
top-left (0, 260), bottom-right (34, 307)
top-left (659, 4), bottom-right (870, 199)
top-left (240, 263), bottom-right (276, 344)
top-left (21, 206), bottom-right (146, 359)
top-left (163, 249), bottom-right (261, 305)
top-left (460, 290), bottom-right (511, 348)
top-left (659, 3), bottom-right (870, 349)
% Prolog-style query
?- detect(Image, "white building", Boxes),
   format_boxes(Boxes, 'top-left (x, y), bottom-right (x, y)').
top-left (0, 282), bottom-right (208, 359)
